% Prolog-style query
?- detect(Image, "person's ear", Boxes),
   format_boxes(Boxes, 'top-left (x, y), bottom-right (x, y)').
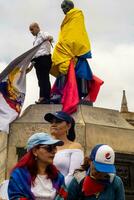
top-left (67, 123), bottom-right (71, 130)
top-left (32, 147), bottom-right (38, 157)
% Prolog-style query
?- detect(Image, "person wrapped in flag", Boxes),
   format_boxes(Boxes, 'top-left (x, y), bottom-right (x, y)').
top-left (50, 0), bottom-right (103, 113)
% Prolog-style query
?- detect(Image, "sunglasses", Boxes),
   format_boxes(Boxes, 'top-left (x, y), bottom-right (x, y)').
top-left (39, 145), bottom-right (57, 152)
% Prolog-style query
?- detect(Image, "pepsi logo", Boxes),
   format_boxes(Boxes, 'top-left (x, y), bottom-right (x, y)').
top-left (105, 152), bottom-right (111, 160)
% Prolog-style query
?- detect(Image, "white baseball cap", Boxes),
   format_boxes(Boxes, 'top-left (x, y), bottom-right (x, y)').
top-left (90, 144), bottom-right (116, 173)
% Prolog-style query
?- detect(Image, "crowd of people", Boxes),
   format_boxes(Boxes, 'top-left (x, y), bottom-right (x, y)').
top-left (0, 111), bottom-right (125, 199)
top-left (0, 0), bottom-right (125, 199)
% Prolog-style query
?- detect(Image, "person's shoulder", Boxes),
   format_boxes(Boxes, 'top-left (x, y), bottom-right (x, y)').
top-left (39, 30), bottom-right (43, 34)
top-left (11, 167), bottom-right (28, 177)
top-left (112, 175), bottom-right (124, 188)
top-left (71, 8), bottom-right (83, 15)
top-left (70, 142), bottom-right (83, 150)
top-left (69, 8), bottom-right (81, 13)
top-left (42, 31), bottom-right (49, 36)
top-left (39, 31), bottom-right (47, 37)
top-left (114, 175), bottom-right (123, 182)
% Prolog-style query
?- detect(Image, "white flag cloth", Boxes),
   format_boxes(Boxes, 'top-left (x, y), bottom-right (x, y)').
top-left (0, 43), bottom-right (43, 133)
top-left (0, 180), bottom-right (9, 199)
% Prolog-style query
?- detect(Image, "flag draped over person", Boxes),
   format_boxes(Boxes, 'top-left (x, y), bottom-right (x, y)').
top-left (50, 5), bottom-right (103, 113)
top-left (51, 8), bottom-right (91, 77)
top-left (61, 60), bottom-right (79, 114)
top-left (0, 44), bottom-right (42, 133)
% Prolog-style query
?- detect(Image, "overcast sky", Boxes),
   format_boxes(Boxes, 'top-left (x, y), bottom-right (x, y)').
top-left (0, 0), bottom-right (134, 112)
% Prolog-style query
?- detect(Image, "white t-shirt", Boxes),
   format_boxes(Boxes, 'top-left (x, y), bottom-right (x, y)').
top-left (33, 31), bottom-right (52, 58)
top-left (31, 175), bottom-right (56, 200)
top-left (53, 149), bottom-right (84, 186)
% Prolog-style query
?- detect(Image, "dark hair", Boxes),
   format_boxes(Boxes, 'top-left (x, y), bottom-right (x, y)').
top-left (73, 157), bottom-right (90, 176)
top-left (67, 117), bottom-right (75, 141)
top-left (81, 156), bottom-right (91, 171)
top-left (44, 111), bottom-right (76, 142)
top-left (74, 157), bottom-right (90, 175)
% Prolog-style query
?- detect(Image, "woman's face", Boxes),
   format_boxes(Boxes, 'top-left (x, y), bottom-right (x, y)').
top-left (90, 161), bottom-right (110, 181)
top-left (50, 118), bottom-right (71, 138)
top-left (32, 145), bottom-right (57, 165)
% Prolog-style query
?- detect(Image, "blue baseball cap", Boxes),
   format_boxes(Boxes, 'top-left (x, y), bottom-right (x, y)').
top-left (90, 144), bottom-right (116, 173)
top-left (44, 111), bottom-right (76, 141)
top-left (26, 132), bottom-right (64, 151)
top-left (44, 111), bottom-right (74, 124)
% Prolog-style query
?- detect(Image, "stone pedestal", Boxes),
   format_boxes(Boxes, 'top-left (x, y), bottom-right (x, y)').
top-left (0, 132), bottom-right (8, 181)
top-left (1, 104), bottom-right (134, 199)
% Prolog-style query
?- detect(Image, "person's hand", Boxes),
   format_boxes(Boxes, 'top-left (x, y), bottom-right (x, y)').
top-left (48, 36), bottom-right (54, 43)
top-left (26, 61), bottom-right (35, 74)
top-left (26, 67), bottom-right (32, 74)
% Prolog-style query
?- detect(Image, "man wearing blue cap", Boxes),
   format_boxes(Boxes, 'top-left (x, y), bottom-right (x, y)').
top-left (67, 144), bottom-right (125, 200)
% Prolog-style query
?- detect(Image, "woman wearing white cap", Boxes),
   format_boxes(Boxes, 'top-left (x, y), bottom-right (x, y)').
top-left (67, 144), bottom-right (125, 200)
top-left (8, 132), bottom-right (68, 200)
top-left (44, 111), bottom-right (84, 187)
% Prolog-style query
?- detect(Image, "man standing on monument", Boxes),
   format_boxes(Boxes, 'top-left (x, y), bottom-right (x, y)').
top-left (50, 0), bottom-right (103, 107)
top-left (28, 22), bottom-right (53, 104)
